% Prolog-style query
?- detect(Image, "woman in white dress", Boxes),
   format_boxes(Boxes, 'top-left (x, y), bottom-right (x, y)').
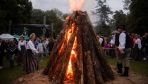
top-left (26, 33), bottom-right (39, 74)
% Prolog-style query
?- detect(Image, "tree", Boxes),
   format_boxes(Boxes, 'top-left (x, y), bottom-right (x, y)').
top-left (123, 0), bottom-right (131, 10)
top-left (30, 9), bottom-right (65, 36)
top-left (45, 9), bottom-right (64, 35)
top-left (30, 9), bottom-right (45, 24)
top-left (95, 0), bottom-right (112, 36)
top-left (0, 0), bottom-right (32, 34)
top-left (129, 0), bottom-right (148, 34)
top-left (111, 10), bottom-right (127, 29)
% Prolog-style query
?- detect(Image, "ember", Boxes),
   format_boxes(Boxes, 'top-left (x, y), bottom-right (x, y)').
top-left (43, 11), bottom-right (114, 84)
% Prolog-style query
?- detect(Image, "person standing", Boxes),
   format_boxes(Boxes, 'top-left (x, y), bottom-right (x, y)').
top-left (109, 32), bottom-right (116, 57)
top-left (99, 35), bottom-right (105, 47)
top-left (6, 41), bottom-right (17, 67)
top-left (116, 25), bottom-right (132, 76)
top-left (141, 33), bottom-right (148, 60)
top-left (18, 35), bottom-right (27, 66)
top-left (37, 40), bottom-right (44, 58)
top-left (26, 33), bottom-right (39, 74)
top-left (133, 35), bottom-right (142, 61)
top-left (47, 37), bottom-right (55, 55)
top-left (114, 29), bottom-right (121, 73)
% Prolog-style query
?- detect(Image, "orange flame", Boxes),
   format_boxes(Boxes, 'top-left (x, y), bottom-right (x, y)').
top-left (64, 16), bottom-right (78, 81)
top-left (66, 37), bottom-right (77, 80)
top-left (66, 23), bottom-right (75, 43)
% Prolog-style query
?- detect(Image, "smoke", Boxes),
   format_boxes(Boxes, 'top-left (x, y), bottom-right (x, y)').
top-left (69, 0), bottom-right (84, 12)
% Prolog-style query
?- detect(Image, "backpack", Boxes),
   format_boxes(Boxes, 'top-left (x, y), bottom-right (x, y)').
top-left (125, 32), bottom-right (133, 48)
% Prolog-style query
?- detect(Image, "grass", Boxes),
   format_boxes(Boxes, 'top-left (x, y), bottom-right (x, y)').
top-left (0, 56), bottom-right (49, 84)
top-left (107, 57), bottom-right (148, 76)
top-left (130, 60), bottom-right (148, 76)
top-left (39, 56), bottom-right (49, 68)
top-left (0, 66), bottom-right (24, 84)
top-left (0, 56), bottom-right (148, 84)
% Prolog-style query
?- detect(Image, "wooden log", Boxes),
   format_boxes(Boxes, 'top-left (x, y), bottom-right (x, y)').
top-left (48, 25), bottom-right (77, 83)
top-left (44, 11), bottom-right (114, 84)
top-left (43, 29), bottom-right (66, 75)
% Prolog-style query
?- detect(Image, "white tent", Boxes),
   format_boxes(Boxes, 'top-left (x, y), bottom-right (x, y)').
top-left (0, 33), bottom-right (15, 40)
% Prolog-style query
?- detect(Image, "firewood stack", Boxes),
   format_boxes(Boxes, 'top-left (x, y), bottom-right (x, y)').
top-left (43, 11), bottom-right (114, 84)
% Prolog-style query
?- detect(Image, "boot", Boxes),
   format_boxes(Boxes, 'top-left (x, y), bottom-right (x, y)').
top-left (122, 67), bottom-right (129, 77)
top-left (117, 63), bottom-right (122, 74)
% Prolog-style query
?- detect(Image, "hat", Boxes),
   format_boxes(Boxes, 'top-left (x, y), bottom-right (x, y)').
top-left (116, 25), bottom-right (126, 30)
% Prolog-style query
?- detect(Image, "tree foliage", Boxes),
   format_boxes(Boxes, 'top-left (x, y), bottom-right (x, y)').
top-left (30, 9), bottom-right (45, 24)
top-left (110, 10), bottom-right (127, 29)
top-left (30, 9), bottom-right (64, 35)
top-left (128, 0), bottom-right (148, 34)
top-left (45, 9), bottom-right (64, 35)
top-left (0, 0), bottom-right (32, 34)
top-left (123, 0), bottom-right (131, 10)
top-left (95, 0), bottom-right (112, 36)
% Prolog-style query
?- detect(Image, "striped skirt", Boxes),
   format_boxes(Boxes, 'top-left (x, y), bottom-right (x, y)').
top-left (25, 49), bottom-right (38, 74)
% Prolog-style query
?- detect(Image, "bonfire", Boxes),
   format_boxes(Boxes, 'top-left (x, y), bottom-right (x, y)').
top-left (43, 11), bottom-right (114, 84)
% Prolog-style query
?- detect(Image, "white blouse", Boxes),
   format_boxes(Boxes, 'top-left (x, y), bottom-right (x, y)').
top-left (118, 32), bottom-right (126, 50)
top-left (135, 38), bottom-right (142, 49)
top-left (37, 43), bottom-right (44, 53)
top-left (26, 40), bottom-right (39, 54)
top-left (18, 40), bottom-right (26, 51)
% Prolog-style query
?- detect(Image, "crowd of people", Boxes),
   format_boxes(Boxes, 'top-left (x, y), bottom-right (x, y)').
top-left (98, 25), bottom-right (148, 77)
top-left (98, 28), bottom-right (148, 61)
top-left (0, 26), bottom-right (147, 76)
top-left (0, 33), bottom-right (55, 74)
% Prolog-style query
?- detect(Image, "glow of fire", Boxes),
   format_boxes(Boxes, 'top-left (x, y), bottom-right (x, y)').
top-left (66, 23), bottom-right (75, 43)
top-left (66, 37), bottom-right (77, 80)
top-left (69, 0), bottom-right (85, 12)
top-left (64, 16), bottom-right (78, 80)
top-left (58, 43), bottom-right (64, 55)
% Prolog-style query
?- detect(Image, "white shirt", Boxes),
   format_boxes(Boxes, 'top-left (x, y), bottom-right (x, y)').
top-left (18, 40), bottom-right (26, 51)
top-left (26, 40), bottom-right (39, 54)
top-left (118, 32), bottom-right (126, 50)
top-left (110, 35), bottom-right (115, 45)
top-left (135, 38), bottom-right (142, 49)
top-left (99, 38), bottom-right (103, 45)
top-left (37, 43), bottom-right (44, 53)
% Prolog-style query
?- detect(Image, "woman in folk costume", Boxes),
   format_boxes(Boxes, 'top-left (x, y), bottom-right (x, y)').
top-left (26, 33), bottom-right (39, 74)
top-left (17, 35), bottom-right (26, 66)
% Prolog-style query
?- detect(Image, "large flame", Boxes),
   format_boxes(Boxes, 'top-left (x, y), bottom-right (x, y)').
top-left (66, 37), bottom-right (77, 80)
top-left (64, 17), bottom-right (78, 80)
top-left (69, 0), bottom-right (85, 12)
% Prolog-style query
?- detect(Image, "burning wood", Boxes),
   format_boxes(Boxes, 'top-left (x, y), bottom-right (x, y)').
top-left (43, 11), bottom-right (114, 84)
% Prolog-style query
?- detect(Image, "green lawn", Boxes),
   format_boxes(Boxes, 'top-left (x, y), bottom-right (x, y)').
top-left (0, 56), bottom-right (148, 84)
top-left (0, 56), bottom-right (49, 84)
top-left (130, 60), bottom-right (148, 76)
top-left (107, 57), bottom-right (148, 76)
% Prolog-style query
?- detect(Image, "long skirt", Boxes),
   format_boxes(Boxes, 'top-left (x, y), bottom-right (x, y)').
top-left (25, 49), bottom-right (38, 74)
top-left (17, 46), bottom-right (26, 65)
